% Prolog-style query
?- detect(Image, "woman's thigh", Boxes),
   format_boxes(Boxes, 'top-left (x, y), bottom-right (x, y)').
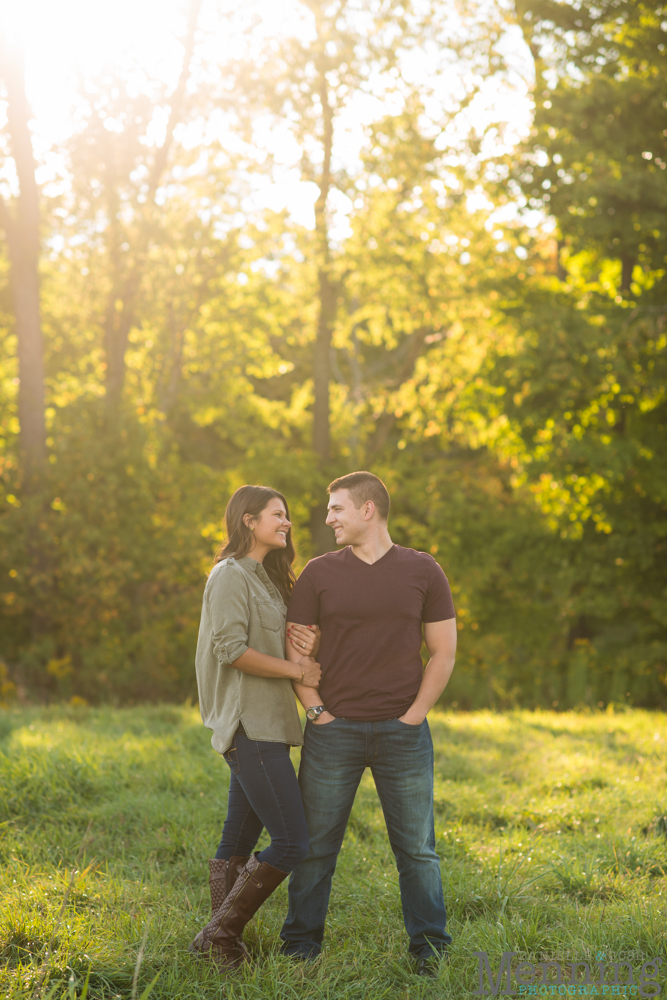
top-left (233, 727), bottom-right (308, 870)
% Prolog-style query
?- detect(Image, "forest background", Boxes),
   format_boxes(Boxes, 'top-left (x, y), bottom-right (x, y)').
top-left (0, 0), bottom-right (665, 711)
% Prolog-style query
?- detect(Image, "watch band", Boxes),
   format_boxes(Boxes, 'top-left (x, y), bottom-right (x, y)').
top-left (306, 705), bottom-right (325, 721)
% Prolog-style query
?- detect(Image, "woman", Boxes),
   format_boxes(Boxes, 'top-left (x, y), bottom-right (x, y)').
top-left (190, 485), bottom-right (321, 971)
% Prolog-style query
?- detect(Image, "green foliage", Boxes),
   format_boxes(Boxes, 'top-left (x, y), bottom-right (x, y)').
top-left (1, 705), bottom-right (666, 997)
top-left (0, 0), bottom-right (665, 706)
top-left (486, 0), bottom-right (667, 705)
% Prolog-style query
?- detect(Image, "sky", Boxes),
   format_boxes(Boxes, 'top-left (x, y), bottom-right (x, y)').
top-left (1, 0), bottom-right (536, 236)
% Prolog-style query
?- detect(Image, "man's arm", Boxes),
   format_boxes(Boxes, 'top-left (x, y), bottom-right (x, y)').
top-left (398, 618), bottom-right (457, 725)
top-left (286, 620), bottom-right (336, 724)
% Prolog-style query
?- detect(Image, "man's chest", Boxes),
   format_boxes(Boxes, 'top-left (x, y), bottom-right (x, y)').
top-left (317, 570), bottom-right (426, 626)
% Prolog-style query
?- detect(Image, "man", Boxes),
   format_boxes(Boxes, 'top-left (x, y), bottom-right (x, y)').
top-left (280, 471), bottom-right (457, 977)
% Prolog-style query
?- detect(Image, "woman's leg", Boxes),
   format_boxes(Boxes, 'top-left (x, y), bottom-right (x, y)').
top-left (215, 769), bottom-right (264, 861)
top-left (230, 725), bottom-right (308, 872)
top-left (206, 730), bottom-right (261, 923)
top-left (191, 727), bottom-right (308, 968)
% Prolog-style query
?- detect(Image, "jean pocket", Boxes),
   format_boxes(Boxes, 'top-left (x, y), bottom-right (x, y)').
top-left (223, 746), bottom-right (241, 774)
top-left (308, 716), bottom-right (342, 731)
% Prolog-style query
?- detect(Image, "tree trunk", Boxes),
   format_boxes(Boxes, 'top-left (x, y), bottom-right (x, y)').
top-left (102, 0), bottom-right (202, 413)
top-left (0, 43), bottom-right (46, 490)
top-left (364, 326), bottom-right (433, 461)
top-left (309, 74), bottom-right (338, 555)
top-left (312, 75), bottom-right (336, 467)
top-left (621, 254), bottom-right (635, 293)
top-left (556, 239), bottom-right (567, 281)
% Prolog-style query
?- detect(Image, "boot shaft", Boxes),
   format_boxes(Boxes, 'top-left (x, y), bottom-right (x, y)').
top-left (208, 856), bottom-right (250, 915)
top-left (209, 855), bottom-right (288, 948)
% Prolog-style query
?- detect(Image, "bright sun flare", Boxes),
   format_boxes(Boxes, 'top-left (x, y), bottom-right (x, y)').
top-left (2, 0), bottom-right (532, 232)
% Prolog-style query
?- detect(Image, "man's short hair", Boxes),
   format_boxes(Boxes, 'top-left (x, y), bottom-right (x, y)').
top-left (327, 471), bottom-right (391, 521)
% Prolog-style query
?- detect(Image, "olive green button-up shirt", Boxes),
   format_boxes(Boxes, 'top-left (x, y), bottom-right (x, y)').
top-left (195, 555), bottom-right (304, 754)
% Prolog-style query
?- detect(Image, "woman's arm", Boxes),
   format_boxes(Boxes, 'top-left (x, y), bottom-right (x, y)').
top-left (207, 564), bottom-right (320, 687)
top-left (232, 646), bottom-right (321, 688)
top-left (285, 621), bottom-right (335, 722)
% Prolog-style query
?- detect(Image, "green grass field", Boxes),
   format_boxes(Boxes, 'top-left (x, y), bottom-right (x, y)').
top-left (1, 705), bottom-right (666, 999)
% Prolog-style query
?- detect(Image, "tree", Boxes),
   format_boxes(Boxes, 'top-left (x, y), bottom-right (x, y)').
top-left (0, 39), bottom-right (46, 490)
top-left (514, 0), bottom-right (667, 291)
top-left (231, 0), bottom-right (505, 549)
top-left (486, 0), bottom-right (667, 703)
top-left (65, 0), bottom-right (203, 416)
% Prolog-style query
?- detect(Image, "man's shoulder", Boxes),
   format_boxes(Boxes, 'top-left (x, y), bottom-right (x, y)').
top-left (300, 549), bottom-right (348, 574)
top-left (393, 545), bottom-right (439, 568)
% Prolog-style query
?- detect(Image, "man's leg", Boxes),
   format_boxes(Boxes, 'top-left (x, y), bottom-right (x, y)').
top-left (370, 718), bottom-right (451, 960)
top-left (280, 718), bottom-right (365, 959)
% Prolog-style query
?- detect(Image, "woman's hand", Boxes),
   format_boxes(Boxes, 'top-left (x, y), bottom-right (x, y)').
top-left (296, 656), bottom-right (322, 688)
top-left (288, 623), bottom-right (320, 657)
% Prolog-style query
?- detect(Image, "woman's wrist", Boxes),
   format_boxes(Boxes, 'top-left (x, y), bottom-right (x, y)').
top-left (289, 662), bottom-right (304, 683)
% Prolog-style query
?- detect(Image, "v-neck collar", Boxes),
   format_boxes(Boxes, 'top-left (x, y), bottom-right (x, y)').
top-left (345, 543), bottom-right (396, 568)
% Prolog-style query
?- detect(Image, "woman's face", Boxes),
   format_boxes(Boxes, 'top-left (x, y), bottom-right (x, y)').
top-left (248, 497), bottom-right (291, 552)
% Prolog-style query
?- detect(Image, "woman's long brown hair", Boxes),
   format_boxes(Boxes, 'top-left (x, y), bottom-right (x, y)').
top-left (214, 485), bottom-right (296, 604)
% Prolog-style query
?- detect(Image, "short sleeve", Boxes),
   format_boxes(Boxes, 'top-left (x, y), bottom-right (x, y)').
top-left (422, 560), bottom-right (456, 622)
top-left (287, 563), bottom-right (320, 626)
top-left (206, 563), bottom-right (250, 665)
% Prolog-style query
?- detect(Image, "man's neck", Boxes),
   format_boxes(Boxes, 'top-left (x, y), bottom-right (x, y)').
top-left (350, 529), bottom-right (394, 566)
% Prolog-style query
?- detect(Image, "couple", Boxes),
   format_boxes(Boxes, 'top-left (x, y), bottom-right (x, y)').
top-left (191, 471), bottom-right (457, 977)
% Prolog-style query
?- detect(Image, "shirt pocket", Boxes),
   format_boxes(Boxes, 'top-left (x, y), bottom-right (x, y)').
top-left (253, 597), bottom-right (285, 633)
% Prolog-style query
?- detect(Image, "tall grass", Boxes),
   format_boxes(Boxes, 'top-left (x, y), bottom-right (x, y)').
top-left (1, 705), bottom-right (666, 998)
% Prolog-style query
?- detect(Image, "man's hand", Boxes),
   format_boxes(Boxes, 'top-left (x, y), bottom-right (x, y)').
top-left (398, 708), bottom-right (425, 726)
top-left (297, 656), bottom-right (321, 688)
top-left (313, 710), bottom-right (336, 725)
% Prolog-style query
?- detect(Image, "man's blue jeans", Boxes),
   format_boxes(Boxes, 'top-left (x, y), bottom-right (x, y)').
top-left (280, 716), bottom-right (451, 959)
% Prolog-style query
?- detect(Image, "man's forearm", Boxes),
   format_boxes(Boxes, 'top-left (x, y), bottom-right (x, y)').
top-left (401, 653), bottom-right (455, 723)
top-left (292, 680), bottom-right (336, 724)
top-left (286, 621), bottom-right (324, 709)
top-left (292, 680), bottom-right (323, 710)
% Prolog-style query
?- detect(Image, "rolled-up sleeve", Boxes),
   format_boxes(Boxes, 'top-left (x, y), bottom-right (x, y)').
top-left (206, 565), bottom-right (250, 666)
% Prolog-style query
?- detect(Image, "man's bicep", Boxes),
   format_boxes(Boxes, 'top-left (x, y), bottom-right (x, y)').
top-left (424, 618), bottom-right (457, 659)
top-left (286, 567), bottom-right (320, 628)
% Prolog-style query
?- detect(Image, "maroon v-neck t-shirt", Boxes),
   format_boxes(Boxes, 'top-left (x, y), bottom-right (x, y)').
top-left (287, 544), bottom-right (455, 721)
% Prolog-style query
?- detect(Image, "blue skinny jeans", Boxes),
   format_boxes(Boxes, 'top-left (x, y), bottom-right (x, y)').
top-left (280, 716), bottom-right (451, 959)
top-left (215, 724), bottom-right (308, 874)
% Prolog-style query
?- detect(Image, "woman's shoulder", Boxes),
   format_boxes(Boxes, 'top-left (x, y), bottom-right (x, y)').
top-left (206, 557), bottom-right (248, 593)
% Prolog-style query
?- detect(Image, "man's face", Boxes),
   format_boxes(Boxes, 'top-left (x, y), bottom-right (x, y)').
top-left (326, 489), bottom-right (368, 546)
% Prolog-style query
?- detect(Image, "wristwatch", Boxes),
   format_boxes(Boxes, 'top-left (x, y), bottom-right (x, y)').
top-left (306, 705), bottom-right (326, 722)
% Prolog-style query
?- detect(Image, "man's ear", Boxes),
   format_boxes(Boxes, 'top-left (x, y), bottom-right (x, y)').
top-left (363, 500), bottom-right (375, 520)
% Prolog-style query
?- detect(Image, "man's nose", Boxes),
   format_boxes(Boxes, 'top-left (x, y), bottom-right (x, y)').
top-left (325, 510), bottom-right (334, 523)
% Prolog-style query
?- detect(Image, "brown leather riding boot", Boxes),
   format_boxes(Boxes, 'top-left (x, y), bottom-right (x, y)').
top-left (189, 856), bottom-right (251, 965)
top-left (191, 854), bottom-right (288, 971)
top-left (208, 856), bottom-right (250, 915)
